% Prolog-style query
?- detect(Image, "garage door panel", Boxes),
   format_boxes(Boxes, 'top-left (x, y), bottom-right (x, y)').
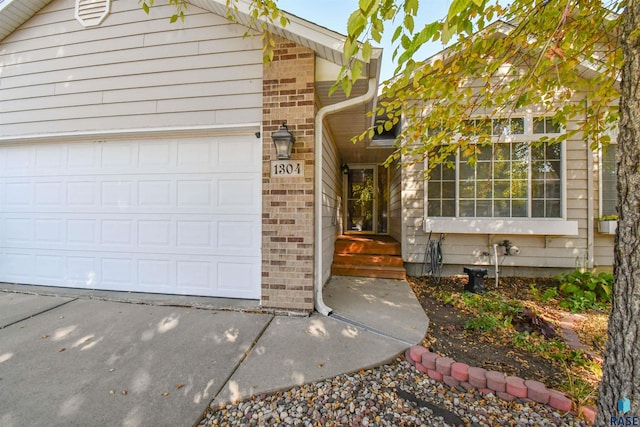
top-left (217, 261), bottom-right (258, 292)
top-left (3, 214), bottom-right (260, 256)
top-left (3, 176), bottom-right (259, 215)
top-left (4, 252), bottom-right (34, 280)
top-left (3, 146), bottom-right (32, 171)
top-left (138, 220), bottom-right (172, 247)
top-left (0, 135), bottom-right (261, 299)
top-left (35, 219), bottom-right (64, 243)
top-left (1, 138), bottom-right (260, 177)
top-left (5, 182), bottom-right (32, 206)
top-left (1, 249), bottom-right (261, 298)
top-left (217, 219), bottom-right (260, 250)
top-left (36, 144), bottom-right (64, 169)
top-left (216, 136), bottom-right (261, 171)
top-left (67, 256), bottom-right (98, 287)
top-left (68, 143), bottom-right (99, 169)
top-left (137, 259), bottom-right (172, 290)
top-left (36, 182), bottom-right (64, 206)
top-left (35, 254), bottom-right (65, 281)
top-left (217, 177), bottom-right (261, 213)
top-left (6, 218), bottom-right (33, 243)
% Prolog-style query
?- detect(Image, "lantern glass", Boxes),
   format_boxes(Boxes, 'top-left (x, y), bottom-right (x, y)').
top-left (274, 139), bottom-right (292, 159)
top-left (271, 124), bottom-right (295, 160)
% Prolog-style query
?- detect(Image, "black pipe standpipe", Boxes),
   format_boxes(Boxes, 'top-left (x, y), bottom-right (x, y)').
top-left (463, 267), bottom-right (488, 293)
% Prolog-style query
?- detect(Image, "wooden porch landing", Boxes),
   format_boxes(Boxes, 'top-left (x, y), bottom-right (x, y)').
top-left (331, 235), bottom-right (406, 280)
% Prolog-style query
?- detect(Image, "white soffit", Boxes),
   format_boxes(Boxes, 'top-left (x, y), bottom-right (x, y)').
top-left (0, 0), bottom-right (52, 41)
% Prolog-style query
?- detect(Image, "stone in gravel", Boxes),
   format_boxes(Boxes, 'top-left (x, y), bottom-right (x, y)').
top-left (199, 358), bottom-right (588, 427)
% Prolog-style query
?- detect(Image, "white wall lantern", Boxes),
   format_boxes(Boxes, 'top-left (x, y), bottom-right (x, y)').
top-left (75, 0), bottom-right (111, 28)
top-left (271, 123), bottom-right (296, 160)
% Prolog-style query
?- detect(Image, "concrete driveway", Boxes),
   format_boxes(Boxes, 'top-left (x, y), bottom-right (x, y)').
top-left (0, 278), bottom-right (428, 427)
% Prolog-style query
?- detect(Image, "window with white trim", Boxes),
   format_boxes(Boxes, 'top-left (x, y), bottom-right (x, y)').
top-left (426, 116), bottom-right (564, 219)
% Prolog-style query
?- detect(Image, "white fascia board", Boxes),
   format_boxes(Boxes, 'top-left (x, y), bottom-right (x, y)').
top-left (423, 218), bottom-right (579, 236)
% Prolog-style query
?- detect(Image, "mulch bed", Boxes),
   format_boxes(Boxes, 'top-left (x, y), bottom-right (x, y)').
top-left (407, 275), bottom-right (570, 390)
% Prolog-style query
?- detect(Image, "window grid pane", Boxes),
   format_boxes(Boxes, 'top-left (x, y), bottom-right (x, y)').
top-left (601, 145), bottom-right (617, 216)
top-left (425, 117), bottom-right (563, 219)
top-left (427, 160), bottom-right (456, 217)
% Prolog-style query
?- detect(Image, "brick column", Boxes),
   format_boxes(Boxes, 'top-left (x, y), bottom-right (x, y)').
top-left (261, 35), bottom-right (315, 312)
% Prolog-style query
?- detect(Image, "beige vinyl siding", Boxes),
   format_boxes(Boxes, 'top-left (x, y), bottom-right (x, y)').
top-left (0, 0), bottom-right (262, 137)
top-left (321, 125), bottom-right (343, 284)
top-left (389, 161), bottom-right (402, 243)
top-left (402, 119), bottom-right (593, 272)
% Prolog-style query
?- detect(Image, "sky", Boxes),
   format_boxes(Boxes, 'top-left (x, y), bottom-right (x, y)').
top-left (276, 0), bottom-right (453, 81)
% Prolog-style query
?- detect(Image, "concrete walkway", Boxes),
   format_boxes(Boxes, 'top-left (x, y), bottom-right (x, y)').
top-left (0, 277), bottom-right (428, 427)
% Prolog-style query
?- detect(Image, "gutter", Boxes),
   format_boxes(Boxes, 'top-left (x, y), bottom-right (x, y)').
top-left (313, 77), bottom-right (378, 316)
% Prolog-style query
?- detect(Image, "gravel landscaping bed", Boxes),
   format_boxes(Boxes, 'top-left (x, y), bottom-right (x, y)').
top-left (199, 358), bottom-right (587, 426)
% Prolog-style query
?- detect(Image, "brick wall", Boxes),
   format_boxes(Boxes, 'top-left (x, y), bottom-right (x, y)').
top-left (261, 35), bottom-right (316, 312)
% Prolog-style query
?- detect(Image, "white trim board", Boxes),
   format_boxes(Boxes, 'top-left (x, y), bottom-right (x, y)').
top-left (423, 218), bottom-right (579, 236)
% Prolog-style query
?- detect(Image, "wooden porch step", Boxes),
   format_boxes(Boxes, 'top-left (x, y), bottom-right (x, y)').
top-left (331, 235), bottom-right (406, 280)
top-left (333, 253), bottom-right (404, 267)
top-left (331, 264), bottom-right (407, 280)
top-left (334, 236), bottom-right (401, 256)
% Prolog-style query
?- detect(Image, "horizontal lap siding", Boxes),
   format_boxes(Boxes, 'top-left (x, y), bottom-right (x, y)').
top-left (402, 129), bottom-right (591, 270)
top-left (0, 0), bottom-right (262, 137)
top-left (321, 125), bottom-right (342, 284)
top-left (389, 162), bottom-right (402, 244)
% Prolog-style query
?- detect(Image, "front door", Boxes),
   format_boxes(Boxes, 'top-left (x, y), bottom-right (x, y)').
top-left (345, 165), bottom-right (388, 234)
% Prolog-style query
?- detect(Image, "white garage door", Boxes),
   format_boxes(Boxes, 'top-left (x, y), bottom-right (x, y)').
top-left (0, 135), bottom-right (261, 299)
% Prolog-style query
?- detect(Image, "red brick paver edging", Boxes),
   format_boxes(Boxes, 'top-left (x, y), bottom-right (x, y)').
top-left (405, 345), bottom-right (595, 424)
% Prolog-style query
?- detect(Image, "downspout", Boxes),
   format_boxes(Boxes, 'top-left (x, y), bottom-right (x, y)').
top-left (586, 98), bottom-right (595, 269)
top-left (314, 77), bottom-right (378, 316)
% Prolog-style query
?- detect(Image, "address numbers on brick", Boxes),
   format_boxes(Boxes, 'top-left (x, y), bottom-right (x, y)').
top-left (271, 160), bottom-right (304, 177)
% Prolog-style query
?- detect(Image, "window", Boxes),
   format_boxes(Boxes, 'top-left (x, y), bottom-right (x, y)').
top-left (601, 144), bottom-right (617, 216)
top-left (426, 116), bottom-right (563, 219)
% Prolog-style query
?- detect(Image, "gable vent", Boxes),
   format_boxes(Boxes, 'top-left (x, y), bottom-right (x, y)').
top-left (75, 0), bottom-right (111, 27)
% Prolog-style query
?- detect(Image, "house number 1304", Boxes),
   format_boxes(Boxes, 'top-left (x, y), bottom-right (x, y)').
top-left (271, 160), bottom-right (304, 177)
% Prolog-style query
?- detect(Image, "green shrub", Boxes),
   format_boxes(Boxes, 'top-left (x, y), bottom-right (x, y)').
top-left (529, 283), bottom-right (559, 302)
top-left (555, 271), bottom-right (612, 312)
top-left (465, 313), bottom-right (503, 332)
